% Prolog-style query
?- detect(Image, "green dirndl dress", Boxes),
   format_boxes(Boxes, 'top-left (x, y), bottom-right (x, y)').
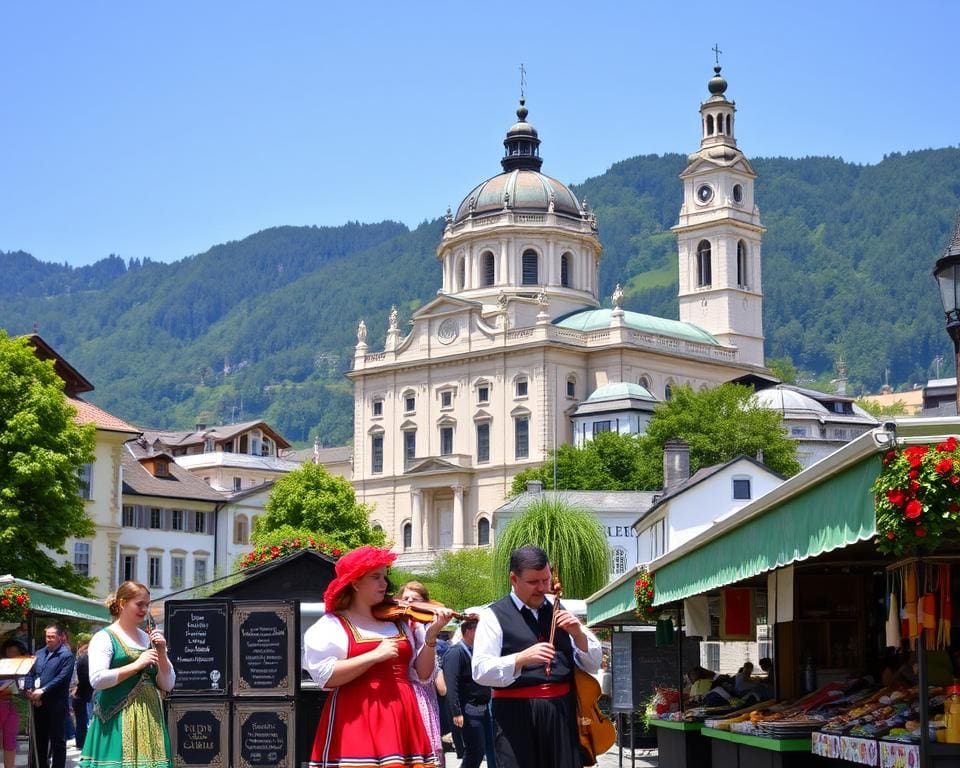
top-left (79, 628), bottom-right (173, 768)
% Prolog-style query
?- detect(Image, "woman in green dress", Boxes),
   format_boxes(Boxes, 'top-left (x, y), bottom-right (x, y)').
top-left (80, 581), bottom-right (175, 768)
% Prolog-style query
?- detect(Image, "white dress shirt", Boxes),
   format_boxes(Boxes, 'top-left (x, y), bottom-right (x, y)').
top-left (471, 591), bottom-right (601, 688)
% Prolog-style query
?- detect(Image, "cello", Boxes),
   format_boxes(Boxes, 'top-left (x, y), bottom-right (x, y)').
top-left (545, 578), bottom-right (617, 766)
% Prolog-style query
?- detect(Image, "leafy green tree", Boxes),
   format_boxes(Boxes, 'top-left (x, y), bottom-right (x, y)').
top-left (644, 384), bottom-right (802, 480)
top-left (766, 355), bottom-right (798, 384)
top-left (427, 547), bottom-right (497, 610)
top-left (856, 397), bottom-right (909, 418)
top-left (0, 331), bottom-right (96, 593)
top-left (512, 384), bottom-right (801, 492)
top-left (493, 497), bottom-right (610, 599)
top-left (256, 462), bottom-right (386, 550)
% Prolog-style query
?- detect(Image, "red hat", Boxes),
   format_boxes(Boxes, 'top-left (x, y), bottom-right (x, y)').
top-left (323, 545), bottom-right (396, 608)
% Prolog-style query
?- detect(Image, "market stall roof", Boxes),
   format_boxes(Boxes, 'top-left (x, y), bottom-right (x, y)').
top-left (585, 417), bottom-right (960, 623)
top-left (648, 417), bottom-right (960, 606)
top-left (0, 575), bottom-right (110, 623)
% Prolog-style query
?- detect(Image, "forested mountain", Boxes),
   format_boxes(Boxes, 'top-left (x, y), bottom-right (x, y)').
top-left (2, 148), bottom-right (959, 447)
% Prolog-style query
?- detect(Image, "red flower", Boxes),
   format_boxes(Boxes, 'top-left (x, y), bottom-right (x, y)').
top-left (886, 489), bottom-right (907, 507)
top-left (916, 526), bottom-right (927, 538)
top-left (15, 595), bottom-right (25, 604)
top-left (0, 599), bottom-right (9, 607)
top-left (951, 503), bottom-right (960, 514)
top-left (647, 589), bottom-right (654, 598)
top-left (937, 458), bottom-right (954, 475)
top-left (951, 476), bottom-right (960, 486)
top-left (905, 500), bottom-right (923, 520)
top-left (910, 480), bottom-right (920, 493)
top-left (884, 451), bottom-right (897, 465)
top-left (948, 437), bottom-right (959, 452)
top-left (331, 548), bottom-right (342, 557)
top-left (886, 531), bottom-right (896, 540)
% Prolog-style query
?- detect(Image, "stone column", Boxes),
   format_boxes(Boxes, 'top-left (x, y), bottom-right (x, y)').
top-left (452, 485), bottom-right (465, 548)
top-left (411, 490), bottom-right (424, 550)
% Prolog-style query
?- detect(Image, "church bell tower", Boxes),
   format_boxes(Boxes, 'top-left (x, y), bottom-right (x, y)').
top-left (673, 65), bottom-right (765, 366)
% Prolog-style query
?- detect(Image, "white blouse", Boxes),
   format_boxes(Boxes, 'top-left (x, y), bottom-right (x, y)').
top-left (302, 613), bottom-right (435, 690)
top-left (87, 626), bottom-right (176, 692)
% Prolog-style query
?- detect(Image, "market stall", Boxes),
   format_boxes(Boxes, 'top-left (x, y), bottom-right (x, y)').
top-left (634, 417), bottom-right (960, 768)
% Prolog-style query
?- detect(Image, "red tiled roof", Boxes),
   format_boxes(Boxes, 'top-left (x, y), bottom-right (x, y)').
top-left (68, 397), bottom-right (141, 435)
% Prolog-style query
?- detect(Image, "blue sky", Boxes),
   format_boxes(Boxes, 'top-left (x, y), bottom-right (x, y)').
top-left (3, 1), bottom-right (958, 266)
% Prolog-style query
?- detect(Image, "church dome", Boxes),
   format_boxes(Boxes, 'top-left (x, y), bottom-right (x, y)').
top-left (453, 170), bottom-right (582, 223)
top-left (586, 382), bottom-right (656, 402)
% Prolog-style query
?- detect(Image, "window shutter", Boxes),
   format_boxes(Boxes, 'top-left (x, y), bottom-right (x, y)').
top-left (206, 509), bottom-right (215, 535)
top-left (163, 508), bottom-right (172, 531)
top-left (137, 505), bottom-right (148, 529)
top-left (184, 510), bottom-right (194, 533)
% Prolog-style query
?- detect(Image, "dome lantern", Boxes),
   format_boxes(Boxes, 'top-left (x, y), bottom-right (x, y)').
top-left (501, 99), bottom-right (543, 172)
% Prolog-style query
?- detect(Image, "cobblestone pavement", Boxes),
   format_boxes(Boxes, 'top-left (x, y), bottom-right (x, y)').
top-left (14, 737), bottom-right (658, 767)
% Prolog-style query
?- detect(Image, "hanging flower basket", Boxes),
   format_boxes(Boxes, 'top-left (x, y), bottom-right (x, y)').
top-left (634, 566), bottom-right (656, 621)
top-left (874, 437), bottom-right (960, 555)
top-left (239, 536), bottom-right (343, 569)
top-left (0, 585), bottom-right (30, 624)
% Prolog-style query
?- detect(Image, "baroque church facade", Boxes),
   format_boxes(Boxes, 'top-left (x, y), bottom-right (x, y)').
top-left (348, 67), bottom-right (768, 565)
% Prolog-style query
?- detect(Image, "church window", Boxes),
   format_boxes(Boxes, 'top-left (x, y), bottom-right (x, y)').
top-left (521, 250), bottom-right (539, 286)
top-left (440, 390), bottom-right (453, 409)
top-left (737, 240), bottom-right (749, 288)
top-left (726, 114), bottom-right (732, 135)
top-left (566, 375), bottom-right (576, 399)
top-left (477, 422), bottom-right (490, 463)
top-left (403, 392), bottom-right (416, 414)
top-left (402, 523), bottom-right (412, 550)
top-left (696, 240), bottom-right (712, 287)
top-left (456, 257), bottom-right (465, 292)
top-left (404, 430), bottom-right (416, 469)
top-left (440, 426), bottom-right (454, 456)
top-left (481, 251), bottom-right (495, 286)
top-left (477, 518), bottom-right (490, 546)
top-left (665, 384), bottom-right (674, 401)
top-left (593, 420), bottom-right (612, 434)
top-left (733, 184), bottom-right (743, 204)
top-left (372, 398), bottom-right (383, 417)
top-left (371, 434), bottom-right (384, 473)
top-left (638, 375), bottom-right (651, 390)
top-left (477, 384), bottom-right (490, 404)
top-left (515, 417), bottom-right (529, 460)
top-left (560, 253), bottom-right (571, 287)
top-left (706, 114), bottom-right (714, 135)
top-left (515, 378), bottom-right (528, 398)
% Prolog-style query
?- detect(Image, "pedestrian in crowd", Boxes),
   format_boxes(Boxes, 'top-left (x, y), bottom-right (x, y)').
top-left (398, 581), bottom-right (447, 767)
top-left (80, 581), bottom-right (175, 768)
top-left (26, 623), bottom-right (75, 768)
top-left (472, 545), bottom-right (602, 768)
top-left (443, 618), bottom-right (496, 768)
top-left (302, 546), bottom-right (452, 767)
top-left (72, 641), bottom-right (93, 751)
top-left (0, 640), bottom-right (28, 768)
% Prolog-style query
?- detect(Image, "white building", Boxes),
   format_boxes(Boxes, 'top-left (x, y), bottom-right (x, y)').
top-left (570, 382), bottom-right (658, 447)
top-left (349, 68), bottom-right (769, 566)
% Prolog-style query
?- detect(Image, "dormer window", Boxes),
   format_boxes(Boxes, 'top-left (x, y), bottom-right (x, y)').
top-left (155, 460), bottom-right (169, 477)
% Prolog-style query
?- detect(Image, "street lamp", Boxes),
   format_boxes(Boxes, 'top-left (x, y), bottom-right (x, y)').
top-left (933, 212), bottom-right (960, 412)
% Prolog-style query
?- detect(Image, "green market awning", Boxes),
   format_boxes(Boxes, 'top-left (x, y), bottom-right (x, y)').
top-left (651, 454), bottom-right (881, 606)
top-left (0, 575), bottom-right (110, 624)
top-left (586, 565), bottom-right (646, 626)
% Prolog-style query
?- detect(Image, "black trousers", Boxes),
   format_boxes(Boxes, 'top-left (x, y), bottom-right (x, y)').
top-left (73, 696), bottom-right (90, 751)
top-left (460, 704), bottom-right (496, 768)
top-left (33, 702), bottom-right (67, 768)
top-left (491, 695), bottom-right (581, 768)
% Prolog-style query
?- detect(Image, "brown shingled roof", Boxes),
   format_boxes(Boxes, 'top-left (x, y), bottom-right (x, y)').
top-left (69, 397), bottom-right (141, 435)
top-left (122, 442), bottom-right (226, 503)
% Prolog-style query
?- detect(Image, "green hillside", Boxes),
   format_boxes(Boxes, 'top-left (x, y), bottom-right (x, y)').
top-left (2, 149), bottom-right (959, 446)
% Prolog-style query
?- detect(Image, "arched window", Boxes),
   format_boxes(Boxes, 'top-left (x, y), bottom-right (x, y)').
top-left (706, 114), bottom-right (715, 135)
top-left (372, 523), bottom-right (384, 534)
top-left (456, 257), bottom-right (465, 292)
top-left (234, 514), bottom-right (249, 546)
top-left (481, 251), bottom-right (495, 286)
top-left (477, 518), bottom-right (490, 546)
top-left (737, 240), bottom-right (748, 288)
top-left (611, 547), bottom-right (627, 576)
top-left (522, 249), bottom-right (539, 286)
top-left (726, 114), bottom-right (732, 135)
top-left (402, 522), bottom-right (412, 550)
top-left (560, 252), bottom-right (572, 288)
top-left (665, 383), bottom-right (674, 401)
top-left (638, 375), bottom-right (651, 389)
top-left (696, 240), bottom-right (712, 287)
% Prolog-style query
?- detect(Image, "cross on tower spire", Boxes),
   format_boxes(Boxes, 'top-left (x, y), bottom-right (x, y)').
top-left (712, 43), bottom-right (723, 65)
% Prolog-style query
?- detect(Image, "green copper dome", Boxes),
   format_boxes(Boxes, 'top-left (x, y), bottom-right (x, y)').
top-left (553, 308), bottom-right (721, 346)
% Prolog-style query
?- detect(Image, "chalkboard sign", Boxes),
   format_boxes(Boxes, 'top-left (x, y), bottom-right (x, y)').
top-left (169, 700), bottom-right (230, 768)
top-left (611, 630), bottom-right (699, 712)
top-left (232, 601), bottom-right (298, 697)
top-left (166, 601), bottom-right (230, 695)
top-left (234, 701), bottom-right (295, 768)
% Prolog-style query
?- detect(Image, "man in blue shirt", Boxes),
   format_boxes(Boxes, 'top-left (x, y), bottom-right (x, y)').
top-left (26, 624), bottom-right (75, 768)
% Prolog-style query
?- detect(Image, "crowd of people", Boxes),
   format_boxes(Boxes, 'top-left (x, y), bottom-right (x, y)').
top-left (3, 542), bottom-right (602, 768)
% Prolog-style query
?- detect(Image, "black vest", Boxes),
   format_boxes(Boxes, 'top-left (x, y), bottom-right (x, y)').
top-left (490, 595), bottom-right (574, 689)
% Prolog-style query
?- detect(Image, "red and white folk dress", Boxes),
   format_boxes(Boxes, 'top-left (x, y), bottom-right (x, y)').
top-left (304, 613), bottom-right (438, 768)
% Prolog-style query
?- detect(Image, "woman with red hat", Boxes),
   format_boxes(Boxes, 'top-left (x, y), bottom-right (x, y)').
top-left (304, 545), bottom-right (453, 768)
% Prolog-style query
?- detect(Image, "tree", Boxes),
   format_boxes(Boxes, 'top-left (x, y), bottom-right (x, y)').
top-left (493, 497), bottom-right (610, 600)
top-left (511, 383), bottom-right (801, 493)
top-left (256, 462), bottom-right (386, 550)
top-left (0, 331), bottom-right (96, 593)
top-left (766, 355), bottom-right (798, 384)
top-left (856, 397), bottom-right (909, 418)
top-left (427, 548), bottom-right (497, 611)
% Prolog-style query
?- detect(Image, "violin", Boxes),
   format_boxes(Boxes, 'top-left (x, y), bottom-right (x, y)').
top-left (372, 597), bottom-right (478, 625)
top-left (545, 576), bottom-right (616, 766)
